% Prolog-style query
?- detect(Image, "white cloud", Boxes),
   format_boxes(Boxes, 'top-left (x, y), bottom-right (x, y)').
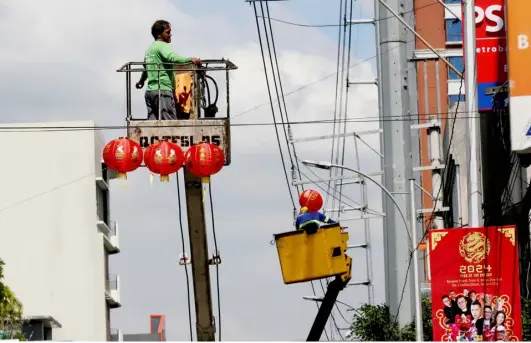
top-left (0, 0), bottom-right (384, 340)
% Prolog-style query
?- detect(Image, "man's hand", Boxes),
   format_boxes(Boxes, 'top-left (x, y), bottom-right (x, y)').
top-left (191, 57), bottom-right (202, 65)
top-left (135, 81), bottom-right (144, 89)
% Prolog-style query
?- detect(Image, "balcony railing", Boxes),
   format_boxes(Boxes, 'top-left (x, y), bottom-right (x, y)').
top-left (99, 219), bottom-right (120, 254)
top-left (105, 274), bottom-right (121, 308)
top-left (106, 274), bottom-right (118, 292)
top-left (110, 328), bottom-right (123, 341)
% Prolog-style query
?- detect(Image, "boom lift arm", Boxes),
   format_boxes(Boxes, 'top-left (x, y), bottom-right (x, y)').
top-left (273, 223), bottom-right (352, 342)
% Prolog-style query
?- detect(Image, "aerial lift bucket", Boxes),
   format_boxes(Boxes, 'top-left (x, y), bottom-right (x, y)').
top-left (273, 223), bottom-right (350, 284)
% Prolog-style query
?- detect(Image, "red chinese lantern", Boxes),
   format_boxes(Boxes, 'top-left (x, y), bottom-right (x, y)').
top-left (184, 142), bottom-right (225, 183)
top-left (299, 189), bottom-right (323, 212)
top-left (143, 144), bottom-right (155, 169)
top-left (102, 137), bottom-right (143, 179)
top-left (143, 141), bottom-right (185, 182)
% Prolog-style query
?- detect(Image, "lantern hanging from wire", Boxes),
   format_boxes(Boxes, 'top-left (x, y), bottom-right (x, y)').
top-left (102, 137), bottom-right (143, 179)
top-left (299, 189), bottom-right (323, 212)
top-left (184, 142), bottom-right (225, 183)
top-left (143, 141), bottom-right (185, 182)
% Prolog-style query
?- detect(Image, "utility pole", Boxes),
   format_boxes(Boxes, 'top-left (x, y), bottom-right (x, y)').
top-left (376, 0), bottom-right (415, 326)
top-left (184, 170), bottom-right (216, 341)
top-left (463, 0), bottom-right (483, 227)
top-left (182, 71), bottom-right (218, 341)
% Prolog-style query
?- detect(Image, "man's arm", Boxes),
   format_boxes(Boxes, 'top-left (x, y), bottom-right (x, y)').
top-left (159, 43), bottom-right (199, 64)
top-left (136, 62), bottom-right (148, 89)
top-left (318, 212), bottom-right (337, 224)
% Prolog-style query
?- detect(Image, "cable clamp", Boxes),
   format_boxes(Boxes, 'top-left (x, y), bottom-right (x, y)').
top-left (208, 250), bottom-right (222, 265)
top-left (179, 252), bottom-right (191, 265)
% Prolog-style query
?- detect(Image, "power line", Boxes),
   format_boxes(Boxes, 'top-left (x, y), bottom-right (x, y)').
top-left (208, 183), bottom-right (222, 342)
top-left (0, 113), bottom-right (483, 134)
top-left (256, 1), bottom-right (441, 28)
top-left (254, 2), bottom-right (336, 340)
top-left (232, 5), bottom-right (446, 122)
top-left (263, 2), bottom-right (305, 198)
top-left (252, 1), bottom-right (296, 209)
top-left (176, 173), bottom-right (194, 341)
top-left (393, 67), bottom-right (465, 322)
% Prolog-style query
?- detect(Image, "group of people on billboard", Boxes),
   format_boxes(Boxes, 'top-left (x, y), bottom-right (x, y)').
top-left (439, 289), bottom-right (509, 341)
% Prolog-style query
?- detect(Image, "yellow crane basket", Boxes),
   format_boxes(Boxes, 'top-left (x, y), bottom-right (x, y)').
top-left (274, 224), bottom-right (350, 284)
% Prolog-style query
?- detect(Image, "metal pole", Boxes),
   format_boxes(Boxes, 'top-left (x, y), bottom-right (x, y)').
top-left (377, 0), bottom-right (415, 325)
top-left (463, 0), bottom-right (483, 227)
top-left (409, 179), bottom-right (423, 341)
top-left (377, 0), bottom-right (463, 79)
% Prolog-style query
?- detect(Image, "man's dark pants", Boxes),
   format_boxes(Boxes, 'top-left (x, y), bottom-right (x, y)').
top-left (145, 90), bottom-right (177, 120)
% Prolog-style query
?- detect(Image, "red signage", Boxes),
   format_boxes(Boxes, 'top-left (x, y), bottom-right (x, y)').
top-left (462, 0), bottom-right (507, 110)
top-left (428, 226), bottom-right (522, 341)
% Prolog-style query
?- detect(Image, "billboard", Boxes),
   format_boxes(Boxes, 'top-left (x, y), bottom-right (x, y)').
top-left (462, 0), bottom-right (507, 111)
top-left (507, 0), bottom-right (531, 153)
top-left (428, 226), bottom-right (522, 341)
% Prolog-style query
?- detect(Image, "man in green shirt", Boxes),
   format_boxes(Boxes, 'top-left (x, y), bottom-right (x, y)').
top-left (136, 20), bottom-right (201, 120)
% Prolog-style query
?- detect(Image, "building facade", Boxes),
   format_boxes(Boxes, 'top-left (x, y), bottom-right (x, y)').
top-left (0, 120), bottom-right (121, 341)
top-left (411, 0), bottom-right (465, 284)
top-left (112, 315), bottom-right (166, 341)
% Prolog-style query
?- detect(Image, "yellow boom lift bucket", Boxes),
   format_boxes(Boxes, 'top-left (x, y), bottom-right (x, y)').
top-left (274, 224), bottom-right (352, 284)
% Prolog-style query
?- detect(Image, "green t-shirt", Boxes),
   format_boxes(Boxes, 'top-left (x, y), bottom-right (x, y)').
top-left (144, 40), bottom-right (192, 91)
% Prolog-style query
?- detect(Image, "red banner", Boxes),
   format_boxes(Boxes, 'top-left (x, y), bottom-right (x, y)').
top-left (428, 226), bottom-right (522, 341)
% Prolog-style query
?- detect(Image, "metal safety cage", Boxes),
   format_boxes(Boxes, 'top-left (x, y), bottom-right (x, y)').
top-left (116, 59), bottom-right (238, 166)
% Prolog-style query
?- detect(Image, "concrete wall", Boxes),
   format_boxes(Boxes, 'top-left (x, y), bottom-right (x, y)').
top-left (0, 121), bottom-right (109, 340)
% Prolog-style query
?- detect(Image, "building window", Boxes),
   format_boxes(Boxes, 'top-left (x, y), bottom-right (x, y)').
top-left (445, 19), bottom-right (462, 42)
top-left (448, 56), bottom-right (464, 80)
top-left (96, 186), bottom-right (109, 224)
top-left (448, 94), bottom-right (465, 106)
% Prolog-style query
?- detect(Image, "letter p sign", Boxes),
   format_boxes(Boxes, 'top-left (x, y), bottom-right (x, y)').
top-left (518, 34), bottom-right (529, 50)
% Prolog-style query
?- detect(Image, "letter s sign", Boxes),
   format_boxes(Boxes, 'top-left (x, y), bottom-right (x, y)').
top-left (475, 4), bottom-right (504, 33)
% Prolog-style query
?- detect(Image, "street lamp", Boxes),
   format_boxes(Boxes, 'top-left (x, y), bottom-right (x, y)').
top-left (302, 160), bottom-right (424, 341)
top-left (301, 160), bottom-right (410, 238)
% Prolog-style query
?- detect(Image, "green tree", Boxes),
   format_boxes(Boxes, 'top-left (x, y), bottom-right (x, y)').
top-left (348, 297), bottom-right (432, 341)
top-left (349, 297), bottom-right (530, 341)
top-left (0, 259), bottom-right (25, 340)
top-left (523, 297), bottom-right (531, 341)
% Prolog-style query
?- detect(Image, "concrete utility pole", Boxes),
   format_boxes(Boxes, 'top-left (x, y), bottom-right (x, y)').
top-left (377, 0), bottom-right (415, 326)
top-left (184, 170), bottom-right (216, 341)
top-left (463, 0), bottom-right (483, 227)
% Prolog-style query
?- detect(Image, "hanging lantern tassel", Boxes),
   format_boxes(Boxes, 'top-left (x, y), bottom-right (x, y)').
top-left (116, 172), bottom-right (127, 180)
top-left (160, 174), bottom-right (170, 183)
top-left (121, 181), bottom-right (127, 190)
top-left (201, 176), bottom-right (210, 203)
top-left (149, 173), bottom-right (154, 185)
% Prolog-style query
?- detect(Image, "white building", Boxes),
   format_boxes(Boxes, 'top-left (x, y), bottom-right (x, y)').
top-left (0, 120), bottom-right (121, 341)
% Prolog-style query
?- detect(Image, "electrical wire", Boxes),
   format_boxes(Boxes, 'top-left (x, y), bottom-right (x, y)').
top-left (253, 3), bottom-right (335, 339)
top-left (234, 2), bottom-right (458, 122)
top-left (0, 112), bottom-right (486, 133)
top-left (259, 2), bottom-right (297, 176)
top-left (255, 1), bottom-right (442, 28)
top-left (176, 173), bottom-right (194, 341)
top-left (337, 0), bottom-right (355, 210)
top-left (394, 66), bottom-right (465, 321)
top-left (252, 1), bottom-right (296, 209)
top-left (264, 2), bottom-right (305, 196)
top-left (208, 182), bottom-right (222, 341)
top-left (325, 0), bottom-right (346, 215)
top-left (256, 2), bottom-right (339, 339)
